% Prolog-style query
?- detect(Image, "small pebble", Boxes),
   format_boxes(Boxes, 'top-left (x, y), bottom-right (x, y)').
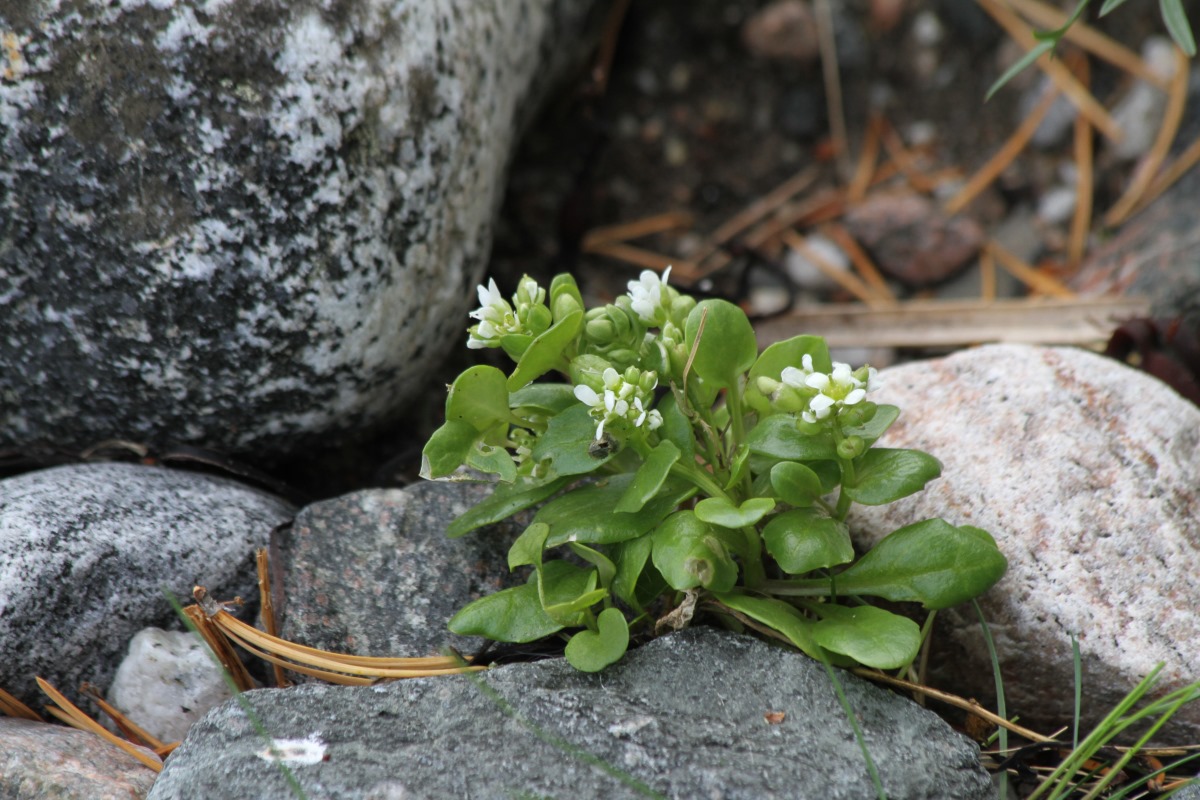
top-left (1037, 186), bottom-right (1077, 227)
top-left (741, 0), bottom-right (819, 63)
top-left (784, 233), bottom-right (851, 292)
top-left (1110, 36), bottom-right (1178, 161)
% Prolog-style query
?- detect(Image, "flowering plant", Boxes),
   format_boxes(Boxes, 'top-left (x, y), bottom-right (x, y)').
top-left (423, 270), bottom-right (1007, 672)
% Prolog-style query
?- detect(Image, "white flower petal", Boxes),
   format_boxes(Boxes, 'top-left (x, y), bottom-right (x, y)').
top-left (805, 373), bottom-right (830, 391)
top-left (574, 385), bottom-right (600, 406)
top-left (810, 394), bottom-right (835, 412)
top-left (780, 367), bottom-right (807, 388)
top-left (604, 390), bottom-right (617, 413)
top-left (844, 388), bottom-right (866, 405)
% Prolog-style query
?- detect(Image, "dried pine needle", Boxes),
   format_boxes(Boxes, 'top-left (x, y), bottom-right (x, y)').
top-left (0, 685), bottom-right (41, 721)
top-left (36, 677), bottom-right (163, 772)
top-left (256, 548), bottom-right (289, 688)
top-left (988, 240), bottom-right (1075, 298)
top-left (581, 210), bottom-right (694, 250)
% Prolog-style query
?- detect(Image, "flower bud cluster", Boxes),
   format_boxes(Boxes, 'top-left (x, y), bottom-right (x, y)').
top-left (467, 276), bottom-right (552, 350)
top-left (573, 366), bottom-right (663, 440)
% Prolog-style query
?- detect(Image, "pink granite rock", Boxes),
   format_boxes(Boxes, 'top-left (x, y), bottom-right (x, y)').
top-left (0, 717), bottom-right (158, 799)
top-left (848, 343), bottom-right (1200, 739)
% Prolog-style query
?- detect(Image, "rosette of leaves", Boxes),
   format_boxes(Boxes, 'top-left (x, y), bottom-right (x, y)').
top-left (423, 271), bottom-right (1007, 673)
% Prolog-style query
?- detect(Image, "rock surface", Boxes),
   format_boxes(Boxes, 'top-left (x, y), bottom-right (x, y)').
top-left (107, 628), bottom-right (233, 744)
top-left (849, 344), bottom-right (1200, 739)
top-left (0, 717), bottom-right (158, 800)
top-left (147, 627), bottom-right (993, 800)
top-left (0, 0), bottom-right (601, 457)
top-left (274, 480), bottom-right (524, 660)
top-left (0, 463), bottom-right (294, 711)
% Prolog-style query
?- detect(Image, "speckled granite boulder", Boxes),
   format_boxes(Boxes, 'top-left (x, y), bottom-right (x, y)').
top-left (848, 344), bottom-right (1200, 740)
top-left (147, 628), bottom-right (993, 800)
top-left (274, 480), bottom-right (524, 660)
top-left (0, 0), bottom-right (601, 456)
top-left (0, 463), bottom-right (294, 711)
top-left (0, 717), bottom-right (158, 800)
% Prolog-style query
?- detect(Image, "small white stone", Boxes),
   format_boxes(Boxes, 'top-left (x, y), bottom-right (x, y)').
top-left (784, 233), bottom-right (850, 292)
top-left (1036, 186), bottom-right (1077, 226)
top-left (107, 627), bottom-right (234, 743)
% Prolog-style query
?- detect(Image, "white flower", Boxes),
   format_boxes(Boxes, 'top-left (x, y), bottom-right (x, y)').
top-left (466, 278), bottom-right (521, 349)
top-left (780, 354), bottom-right (817, 389)
top-left (574, 367), bottom-right (661, 439)
top-left (799, 360), bottom-right (875, 424)
top-left (627, 266), bottom-right (672, 324)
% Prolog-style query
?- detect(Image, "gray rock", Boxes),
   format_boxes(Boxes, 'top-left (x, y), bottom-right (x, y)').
top-left (148, 627), bottom-right (993, 800)
top-left (848, 344), bottom-right (1200, 740)
top-left (0, 717), bottom-right (158, 800)
top-left (107, 628), bottom-right (233, 744)
top-left (0, 463), bottom-right (294, 711)
top-left (0, 0), bottom-right (602, 457)
top-left (275, 481), bottom-right (524, 661)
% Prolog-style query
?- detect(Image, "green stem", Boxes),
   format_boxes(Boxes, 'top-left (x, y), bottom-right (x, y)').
top-left (739, 526), bottom-right (766, 589)
top-left (832, 425), bottom-right (856, 521)
top-left (669, 460), bottom-right (730, 503)
top-left (760, 579), bottom-right (833, 597)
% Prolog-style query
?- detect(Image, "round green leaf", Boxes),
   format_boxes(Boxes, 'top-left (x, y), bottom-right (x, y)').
top-left (762, 509), bottom-right (854, 574)
top-left (530, 403), bottom-right (615, 477)
top-left (835, 518), bottom-right (1008, 609)
top-left (683, 299), bottom-right (758, 388)
top-left (465, 442), bottom-right (517, 483)
top-left (769, 462), bottom-right (824, 507)
top-left (564, 608), bottom-right (630, 672)
top-left (509, 383), bottom-right (579, 416)
top-left (843, 448), bottom-right (942, 506)
top-left (445, 475), bottom-right (571, 538)
top-left (746, 415), bottom-right (836, 461)
top-left (447, 580), bottom-right (562, 643)
top-left (809, 604), bottom-right (921, 670)
top-left (507, 522), bottom-right (551, 570)
top-left (713, 592), bottom-right (824, 661)
top-left (446, 365), bottom-right (511, 431)
top-left (651, 510), bottom-right (738, 592)
top-left (694, 496), bottom-right (775, 528)
top-left (419, 419), bottom-right (478, 480)
top-left (536, 474), bottom-right (696, 547)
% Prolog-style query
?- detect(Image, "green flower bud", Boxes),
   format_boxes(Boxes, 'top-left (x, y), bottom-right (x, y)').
top-left (585, 318), bottom-right (616, 344)
top-left (839, 401), bottom-right (878, 427)
top-left (607, 348), bottom-right (639, 369)
top-left (796, 417), bottom-right (825, 436)
top-left (638, 370), bottom-right (659, 392)
top-left (670, 295), bottom-right (696, 323)
top-left (569, 354), bottom-right (613, 391)
top-left (524, 303), bottom-right (553, 336)
top-left (837, 436), bottom-right (865, 460)
top-left (756, 376), bottom-right (781, 395)
top-left (773, 386), bottom-right (807, 413)
top-left (623, 366), bottom-right (641, 385)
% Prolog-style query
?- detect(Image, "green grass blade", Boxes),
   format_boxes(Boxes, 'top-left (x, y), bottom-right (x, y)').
top-left (1072, 635), bottom-right (1082, 752)
top-left (819, 657), bottom-right (888, 800)
top-left (972, 600), bottom-right (1009, 799)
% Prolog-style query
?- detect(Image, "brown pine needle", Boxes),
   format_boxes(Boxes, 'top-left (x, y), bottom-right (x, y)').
top-left (1002, 0), bottom-right (1171, 90)
top-left (848, 112), bottom-right (884, 203)
top-left (587, 241), bottom-right (689, 276)
top-left (880, 122), bottom-right (943, 193)
top-left (1069, 92), bottom-right (1095, 269)
top-left (815, 0), bottom-right (852, 181)
top-left (256, 548), bottom-right (289, 689)
top-left (1104, 46), bottom-right (1190, 227)
top-left (1132, 132), bottom-right (1200, 217)
top-left (821, 222), bottom-right (897, 305)
top-left (80, 683), bottom-right (168, 751)
top-left (182, 601), bottom-right (256, 692)
top-left (988, 240), bottom-right (1075, 298)
top-left (36, 677), bottom-right (163, 772)
top-left (850, 667), bottom-right (1054, 744)
top-left (981, 248), bottom-right (998, 302)
top-left (581, 210), bottom-right (695, 250)
top-left (781, 229), bottom-right (882, 306)
top-left (976, 0), bottom-right (1123, 142)
top-left (0, 685), bottom-right (41, 721)
top-left (945, 82), bottom-right (1060, 215)
top-left (692, 166), bottom-right (820, 266)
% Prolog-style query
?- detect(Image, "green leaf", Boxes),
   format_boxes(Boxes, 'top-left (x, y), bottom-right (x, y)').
top-left (656, 393), bottom-right (695, 464)
top-left (746, 414), bottom-right (836, 461)
top-left (536, 474), bottom-right (697, 546)
top-left (537, 559), bottom-right (601, 626)
top-left (842, 404), bottom-right (900, 446)
top-left (1099, 0), bottom-right (1133, 13)
top-left (1161, 0), bottom-right (1197, 56)
top-left (550, 273), bottom-right (585, 321)
top-left (745, 335), bottom-right (833, 415)
top-left (808, 604), bottom-right (921, 670)
top-left (843, 448), bottom-right (942, 506)
top-left (724, 444), bottom-right (751, 492)
top-left (564, 608), bottom-right (629, 672)
top-left (615, 440), bottom-right (681, 513)
top-left (509, 383), bottom-right (579, 416)
top-left (531, 403), bottom-right (614, 477)
top-left (420, 419), bottom-right (479, 479)
top-left (684, 299), bottom-right (758, 389)
top-left (651, 510), bottom-right (739, 592)
top-left (713, 592), bottom-right (824, 661)
top-left (448, 561), bottom-right (592, 642)
top-left (611, 536), bottom-right (653, 609)
top-left (769, 461), bottom-right (824, 507)
top-left (986, 40), bottom-right (1055, 101)
top-left (465, 442), bottom-right (517, 483)
top-left (446, 365), bottom-right (512, 431)
top-left (508, 522), bottom-right (551, 570)
top-left (445, 475), bottom-right (570, 538)
top-left (567, 541), bottom-right (617, 589)
top-left (507, 310), bottom-right (583, 391)
top-left (835, 518), bottom-right (1008, 609)
top-left (694, 496), bottom-right (775, 528)
top-left (762, 508), bottom-right (854, 574)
